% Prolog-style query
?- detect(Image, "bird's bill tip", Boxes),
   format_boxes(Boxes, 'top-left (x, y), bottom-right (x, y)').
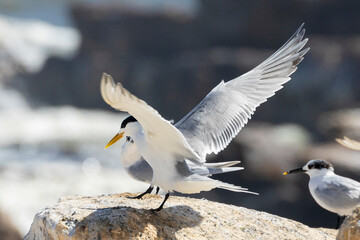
top-left (284, 168), bottom-right (305, 175)
top-left (105, 132), bottom-right (124, 149)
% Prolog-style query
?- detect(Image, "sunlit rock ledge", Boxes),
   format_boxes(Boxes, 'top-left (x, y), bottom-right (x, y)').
top-left (337, 206), bottom-right (360, 240)
top-left (25, 193), bottom-right (336, 240)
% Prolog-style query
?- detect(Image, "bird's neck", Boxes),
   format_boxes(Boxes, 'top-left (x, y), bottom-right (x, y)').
top-left (308, 170), bottom-right (334, 193)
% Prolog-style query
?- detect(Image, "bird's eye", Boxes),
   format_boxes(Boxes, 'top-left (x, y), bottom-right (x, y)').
top-left (126, 136), bottom-right (134, 143)
top-left (308, 164), bottom-right (314, 169)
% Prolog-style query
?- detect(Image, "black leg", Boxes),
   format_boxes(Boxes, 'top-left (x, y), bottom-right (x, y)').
top-left (155, 186), bottom-right (160, 195)
top-left (151, 192), bottom-right (170, 212)
top-left (336, 215), bottom-right (340, 229)
top-left (126, 185), bottom-right (154, 199)
top-left (336, 215), bottom-right (345, 229)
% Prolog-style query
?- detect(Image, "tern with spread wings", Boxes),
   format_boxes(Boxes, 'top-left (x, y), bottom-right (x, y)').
top-left (101, 24), bottom-right (309, 211)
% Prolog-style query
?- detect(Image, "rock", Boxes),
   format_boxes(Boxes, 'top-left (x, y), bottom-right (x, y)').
top-left (337, 207), bottom-right (360, 240)
top-left (0, 210), bottom-right (22, 240)
top-left (25, 193), bottom-right (336, 240)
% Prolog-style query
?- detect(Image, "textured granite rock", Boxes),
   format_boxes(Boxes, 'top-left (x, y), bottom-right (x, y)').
top-left (337, 207), bottom-right (360, 240)
top-left (25, 193), bottom-right (336, 240)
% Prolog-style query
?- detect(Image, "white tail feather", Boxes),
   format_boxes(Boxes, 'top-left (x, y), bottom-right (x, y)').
top-left (216, 180), bottom-right (258, 195)
top-left (203, 160), bottom-right (241, 168)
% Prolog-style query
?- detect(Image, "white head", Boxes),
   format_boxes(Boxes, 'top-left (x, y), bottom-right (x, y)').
top-left (284, 159), bottom-right (334, 178)
top-left (104, 115), bottom-right (139, 149)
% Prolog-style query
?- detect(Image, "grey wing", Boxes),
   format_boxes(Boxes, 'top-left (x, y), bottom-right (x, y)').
top-left (125, 158), bottom-right (154, 183)
top-left (127, 157), bottom-right (243, 181)
top-left (175, 24), bottom-right (309, 158)
top-left (314, 177), bottom-right (360, 211)
top-left (187, 160), bottom-right (243, 176)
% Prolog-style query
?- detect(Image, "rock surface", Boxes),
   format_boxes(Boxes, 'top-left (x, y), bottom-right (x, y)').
top-left (337, 207), bottom-right (360, 240)
top-left (25, 193), bottom-right (336, 240)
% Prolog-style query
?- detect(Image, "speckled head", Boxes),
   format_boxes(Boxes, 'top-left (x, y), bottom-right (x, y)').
top-left (304, 159), bottom-right (334, 171)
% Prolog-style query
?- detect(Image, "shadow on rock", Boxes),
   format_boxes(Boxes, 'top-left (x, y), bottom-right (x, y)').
top-left (72, 205), bottom-right (203, 239)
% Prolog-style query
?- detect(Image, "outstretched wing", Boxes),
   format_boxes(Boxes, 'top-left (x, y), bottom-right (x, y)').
top-left (176, 24), bottom-right (309, 158)
top-left (336, 136), bottom-right (360, 151)
top-left (101, 73), bottom-right (203, 163)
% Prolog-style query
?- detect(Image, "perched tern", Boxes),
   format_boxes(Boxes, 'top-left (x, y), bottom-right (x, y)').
top-left (336, 136), bottom-right (360, 151)
top-left (284, 159), bottom-right (360, 228)
top-left (101, 24), bottom-right (309, 211)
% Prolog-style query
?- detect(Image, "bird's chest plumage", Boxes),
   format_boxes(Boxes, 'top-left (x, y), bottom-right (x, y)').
top-left (132, 131), bottom-right (179, 191)
top-left (308, 176), bottom-right (322, 195)
top-left (308, 175), bottom-right (330, 209)
top-left (120, 143), bottom-right (141, 169)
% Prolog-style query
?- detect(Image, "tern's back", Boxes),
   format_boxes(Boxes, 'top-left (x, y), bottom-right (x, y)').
top-left (309, 172), bottom-right (360, 216)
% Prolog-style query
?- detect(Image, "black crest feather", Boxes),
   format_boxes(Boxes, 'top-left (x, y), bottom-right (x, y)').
top-left (308, 160), bottom-right (333, 170)
top-left (121, 116), bottom-right (137, 128)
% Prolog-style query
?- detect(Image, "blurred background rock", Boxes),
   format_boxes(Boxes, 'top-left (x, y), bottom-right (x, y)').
top-left (1, 0), bottom-right (360, 236)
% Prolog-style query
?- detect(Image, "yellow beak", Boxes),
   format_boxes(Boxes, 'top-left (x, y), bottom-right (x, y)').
top-left (105, 132), bottom-right (124, 149)
top-left (283, 172), bottom-right (288, 175)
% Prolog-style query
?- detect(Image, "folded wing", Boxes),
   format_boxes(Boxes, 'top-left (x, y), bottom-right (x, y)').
top-left (315, 177), bottom-right (360, 211)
